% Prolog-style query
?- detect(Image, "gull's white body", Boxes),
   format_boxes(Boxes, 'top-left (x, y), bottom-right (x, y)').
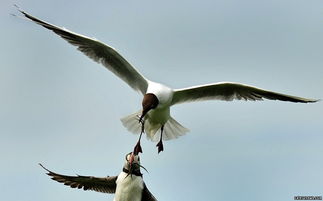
top-left (146, 81), bottom-right (173, 129)
top-left (19, 9), bottom-right (318, 145)
top-left (120, 80), bottom-right (190, 142)
top-left (115, 172), bottom-right (144, 201)
top-left (140, 81), bottom-right (180, 141)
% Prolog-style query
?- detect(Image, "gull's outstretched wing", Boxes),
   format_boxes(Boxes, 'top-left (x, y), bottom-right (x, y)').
top-left (39, 164), bottom-right (117, 194)
top-left (171, 82), bottom-right (318, 105)
top-left (142, 183), bottom-right (158, 201)
top-left (19, 9), bottom-right (148, 94)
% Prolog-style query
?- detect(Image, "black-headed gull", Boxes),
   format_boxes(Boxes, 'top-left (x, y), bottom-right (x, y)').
top-left (19, 9), bottom-right (317, 153)
top-left (39, 153), bottom-right (157, 201)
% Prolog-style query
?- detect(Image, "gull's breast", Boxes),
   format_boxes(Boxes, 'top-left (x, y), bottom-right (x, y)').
top-left (147, 106), bottom-right (170, 125)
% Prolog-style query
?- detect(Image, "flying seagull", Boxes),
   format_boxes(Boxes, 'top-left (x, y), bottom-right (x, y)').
top-left (39, 152), bottom-right (157, 201)
top-left (18, 9), bottom-right (318, 153)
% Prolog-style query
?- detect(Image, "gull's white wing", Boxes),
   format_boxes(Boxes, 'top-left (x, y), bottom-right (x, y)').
top-left (171, 82), bottom-right (318, 105)
top-left (19, 9), bottom-right (148, 94)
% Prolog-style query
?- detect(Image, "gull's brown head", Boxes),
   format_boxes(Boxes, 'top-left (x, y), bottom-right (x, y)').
top-left (139, 93), bottom-right (159, 122)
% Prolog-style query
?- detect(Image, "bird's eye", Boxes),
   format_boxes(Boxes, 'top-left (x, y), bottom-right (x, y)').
top-left (125, 152), bottom-right (132, 161)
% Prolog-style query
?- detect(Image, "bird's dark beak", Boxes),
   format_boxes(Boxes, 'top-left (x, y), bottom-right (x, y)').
top-left (139, 107), bottom-right (150, 123)
top-left (139, 93), bottom-right (159, 123)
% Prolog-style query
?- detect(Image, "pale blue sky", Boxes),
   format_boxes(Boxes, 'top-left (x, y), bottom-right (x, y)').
top-left (1, 0), bottom-right (323, 201)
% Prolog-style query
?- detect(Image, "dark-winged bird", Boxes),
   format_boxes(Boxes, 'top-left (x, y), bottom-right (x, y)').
top-left (39, 153), bottom-right (157, 201)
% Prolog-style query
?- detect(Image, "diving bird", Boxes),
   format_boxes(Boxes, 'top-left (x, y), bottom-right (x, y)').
top-left (39, 152), bottom-right (157, 201)
top-left (18, 9), bottom-right (318, 153)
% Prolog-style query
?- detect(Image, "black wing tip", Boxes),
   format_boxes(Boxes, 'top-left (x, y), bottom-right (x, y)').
top-left (39, 163), bottom-right (57, 179)
top-left (12, 4), bottom-right (34, 23)
top-left (300, 98), bottom-right (319, 103)
top-left (39, 163), bottom-right (59, 176)
top-left (11, 4), bottom-right (28, 20)
top-left (13, 5), bottom-right (39, 23)
top-left (13, 4), bottom-right (24, 14)
top-left (13, 4), bottom-right (20, 10)
top-left (312, 99), bottom-right (320, 103)
top-left (39, 163), bottom-right (50, 172)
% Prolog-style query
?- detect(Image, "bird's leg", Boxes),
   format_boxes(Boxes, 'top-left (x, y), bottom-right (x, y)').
top-left (133, 120), bottom-right (145, 155)
top-left (156, 125), bottom-right (164, 153)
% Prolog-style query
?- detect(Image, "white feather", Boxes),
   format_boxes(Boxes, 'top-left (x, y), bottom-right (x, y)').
top-left (114, 172), bottom-right (144, 201)
top-left (121, 112), bottom-right (189, 142)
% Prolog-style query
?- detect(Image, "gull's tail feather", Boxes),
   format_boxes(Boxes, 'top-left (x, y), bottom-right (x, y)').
top-left (120, 111), bottom-right (142, 134)
top-left (121, 112), bottom-right (189, 142)
top-left (149, 116), bottom-right (189, 142)
top-left (165, 117), bottom-right (190, 140)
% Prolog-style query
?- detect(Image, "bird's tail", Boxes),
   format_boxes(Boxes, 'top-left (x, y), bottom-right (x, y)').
top-left (120, 110), bottom-right (142, 134)
top-left (121, 111), bottom-right (189, 142)
top-left (159, 116), bottom-right (189, 141)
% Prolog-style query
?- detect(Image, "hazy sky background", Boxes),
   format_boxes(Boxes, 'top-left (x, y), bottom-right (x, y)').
top-left (1, 0), bottom-right (323, 201)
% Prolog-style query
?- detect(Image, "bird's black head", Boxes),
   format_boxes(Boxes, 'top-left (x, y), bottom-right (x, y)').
top-left (125, 152), bottom-right (140, 168)
top-left (124, 152), bottom-right (147, 177)
top-left (139, 93), bottom-right (159, 122)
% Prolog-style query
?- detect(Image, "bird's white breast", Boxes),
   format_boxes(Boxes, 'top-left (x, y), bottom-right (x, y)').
top-left (114, 172), bottom-right (144, 201)
top-left (147, 106), bottom-right (170, 125)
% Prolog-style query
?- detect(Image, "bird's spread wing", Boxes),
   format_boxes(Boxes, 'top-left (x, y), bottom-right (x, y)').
top-left (142, 183), bottom-right (158, 201)
top-left (171, 82), bottom-right (318, 105)
top-left (19, 9), bottom-right (148, 94)
top-left (39, 164), bottom-right (117, 194)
